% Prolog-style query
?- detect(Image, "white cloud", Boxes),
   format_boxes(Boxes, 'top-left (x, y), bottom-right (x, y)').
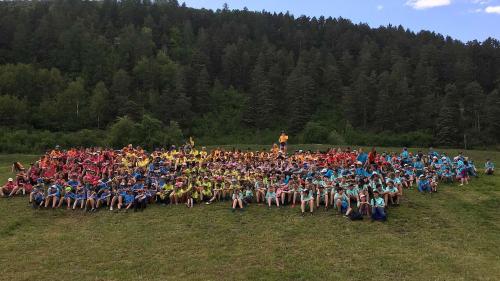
top-left (377, 5), bottom-right (384, 11)
top-left (485, 5), bottom-right (500, 13)
top-left (406, 0), bottom-right (452, 10)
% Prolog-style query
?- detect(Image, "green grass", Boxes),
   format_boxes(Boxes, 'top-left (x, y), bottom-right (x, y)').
top-left (0, 148), bottom-right (499, 281)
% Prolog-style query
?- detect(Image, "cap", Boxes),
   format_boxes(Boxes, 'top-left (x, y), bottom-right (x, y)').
top-left (8, 178), bottom-right (13, 181)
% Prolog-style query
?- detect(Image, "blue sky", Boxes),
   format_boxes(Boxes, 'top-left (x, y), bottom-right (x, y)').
top-left (182, 0), bottom-right (500, 42)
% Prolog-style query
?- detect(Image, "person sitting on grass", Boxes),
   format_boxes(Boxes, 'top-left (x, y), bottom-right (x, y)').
top-left (357, 192), bottom-right (371, 216)
top-left (96, 188), bottom-right (111, 210)
top-left (441, 168), bottom-right (453, 183)
top-left (242, 184), bottom-right (253, 206)
top-left (370, 190), bottom-right (386, 222)
top-left (300, 186), bottom-right (314, 216)
top-left (384, 181), bottom-right (400, 206)
top-left (29, 178), bottom-right (45, 204)
top-left (73, 185), bottom-right (87, 210)
top-left (417, 175), bottom-right (432, 193)
top-left (231, 186), bottom-right (244, 212)
top-left (485, 159), bottom-right (495, 175)
top-left (1, 178), bottom-right (17, 197)
top-left (44, 185), bottom-right (60, 209)
top-left (206, 177), bottom-right (224, 205)
top-left (11, 173), bottom-right (32, 196)
top-left (135, 189), bottom-right (148, 211)
top-left (266, 185), bottom-right (279, 209)
top-left (59, 186), bottom-right (75, 209)
top-left (346, 183), bottom-right (359, 206)
top-left (85, 187), bottom-right (97, 212)
top-left (109, 182), bottom-right (126, 211)
top-left (333, 188), bottom-right (351, 216)
top-left (316, 185), bottom-right (329, 210)
top-left (32, 188), bottom-right (45, 209)
top-left (118, 189), bottom-right (135, 211)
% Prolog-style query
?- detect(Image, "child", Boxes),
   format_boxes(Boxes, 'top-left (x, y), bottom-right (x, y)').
top-left (1, 178), bottom-right (17, 197)
top-left (357, 193), bottom-right (371, 216)
top-left (32, 188), bottom-right (45, 209)
top-left (255, 177), bottom-right (266, 204)
top-left (242, 184), bottom-right (254, 205)
top-left (232, 187), bottom-right (244, 211)
top-left (333, 188), bottom-right (351, 216)
top-left (485, 159), bottom-right (495, 175)
top-left (135, 189), bottom-right (148, 211)
top-left (316, 185), bottom-right (329, 210)
top-left (73, 185), bottom-right (87, 210)
top-left (119, 189), bottom-right (135, 211)
top-left (346, 183), bottom-right (359, 205)
top-left (85, 188), bottom-right (97, 212)
top-left (457, 160), bottom-right (469, 186)
top-left (266, 185), bottom-right (279, 208)
top-left (384, 181), bottom-right (400, 206)
top-left (370, 190), bottom-right (386, 221)
top-left (59, 186), bottom-right (75, 209)
top-left (206, 177), bottom-right (224, 205)
top-left (170, 181), bottom-right (183, 205)
top-left (96, 188), bottom-right (111, 209)
top-left (45, 185), bottom-right (60, 209)
top-left (441, 168), bottom-right (453, 183)
top-left (110, 182), bottom-right (126, 211)
top-left (417, 175), bottom-right (431, 193)
top-left (300, 187), bottom-right (314, 216)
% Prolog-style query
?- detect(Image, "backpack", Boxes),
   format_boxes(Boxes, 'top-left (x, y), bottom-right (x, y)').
top-left (348, 210), bottom-right (363, 221)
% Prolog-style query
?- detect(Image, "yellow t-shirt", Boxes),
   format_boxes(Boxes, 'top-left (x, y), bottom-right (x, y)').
top-left (279, 135), bottom-right (288, 143)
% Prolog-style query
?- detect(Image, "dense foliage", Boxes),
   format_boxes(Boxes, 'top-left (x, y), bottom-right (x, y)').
top-left (0, 0), bottom-right (499, 151)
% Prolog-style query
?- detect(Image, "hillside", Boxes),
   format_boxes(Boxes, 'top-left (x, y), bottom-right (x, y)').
top-left (0, 0), bottom-right (500, 150)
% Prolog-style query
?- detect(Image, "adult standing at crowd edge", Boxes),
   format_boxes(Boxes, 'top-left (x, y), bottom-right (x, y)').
top-left (279, 131), bottom-right (289, 154)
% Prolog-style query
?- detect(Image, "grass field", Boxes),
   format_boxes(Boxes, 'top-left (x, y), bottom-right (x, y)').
top-left (0, 147), bottom-right (499, 281)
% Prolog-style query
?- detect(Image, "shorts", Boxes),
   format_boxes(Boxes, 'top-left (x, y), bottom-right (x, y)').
top-left (280, 142), bottom-right (286, 148)
top-left (22, 184), bottom-right (33, 193)
top-left (341, 201), bottom-right (348, 213)
top-left (64, 193), bottom-right (76, 199)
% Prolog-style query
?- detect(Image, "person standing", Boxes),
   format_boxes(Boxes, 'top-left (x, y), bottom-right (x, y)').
top-left (279, 131), bottom-right (289, 154)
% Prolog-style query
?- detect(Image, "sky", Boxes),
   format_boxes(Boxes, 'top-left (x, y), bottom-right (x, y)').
top-left (182, 0), bottom-right (500, 42)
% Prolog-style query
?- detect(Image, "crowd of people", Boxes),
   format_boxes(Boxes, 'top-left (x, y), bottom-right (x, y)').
top-left (1, 138), bottom-right (493, 221)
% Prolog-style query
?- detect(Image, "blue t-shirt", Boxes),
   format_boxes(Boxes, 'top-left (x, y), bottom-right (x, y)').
top-left (124, 194), bottom-right (135, 204)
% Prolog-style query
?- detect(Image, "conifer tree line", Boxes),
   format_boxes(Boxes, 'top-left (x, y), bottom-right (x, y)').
top-left (0, 0), bottom-right (499, 149)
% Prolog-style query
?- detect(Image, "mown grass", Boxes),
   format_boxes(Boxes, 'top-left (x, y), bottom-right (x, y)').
top-left (0, 148), bottom-right (499, 281)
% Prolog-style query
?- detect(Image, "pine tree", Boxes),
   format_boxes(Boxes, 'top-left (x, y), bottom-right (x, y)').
top-left (436, 85), bottom-right (460, 146)
top-left (89, 82), bottom-right (109, 129)
top-left (484, 89), bottom-right (500, 142)
top-left (286, 57), bottom-right (316, 134)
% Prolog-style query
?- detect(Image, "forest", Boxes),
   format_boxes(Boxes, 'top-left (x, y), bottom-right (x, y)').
top-left (0, 0), bottom-right (499, 152)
